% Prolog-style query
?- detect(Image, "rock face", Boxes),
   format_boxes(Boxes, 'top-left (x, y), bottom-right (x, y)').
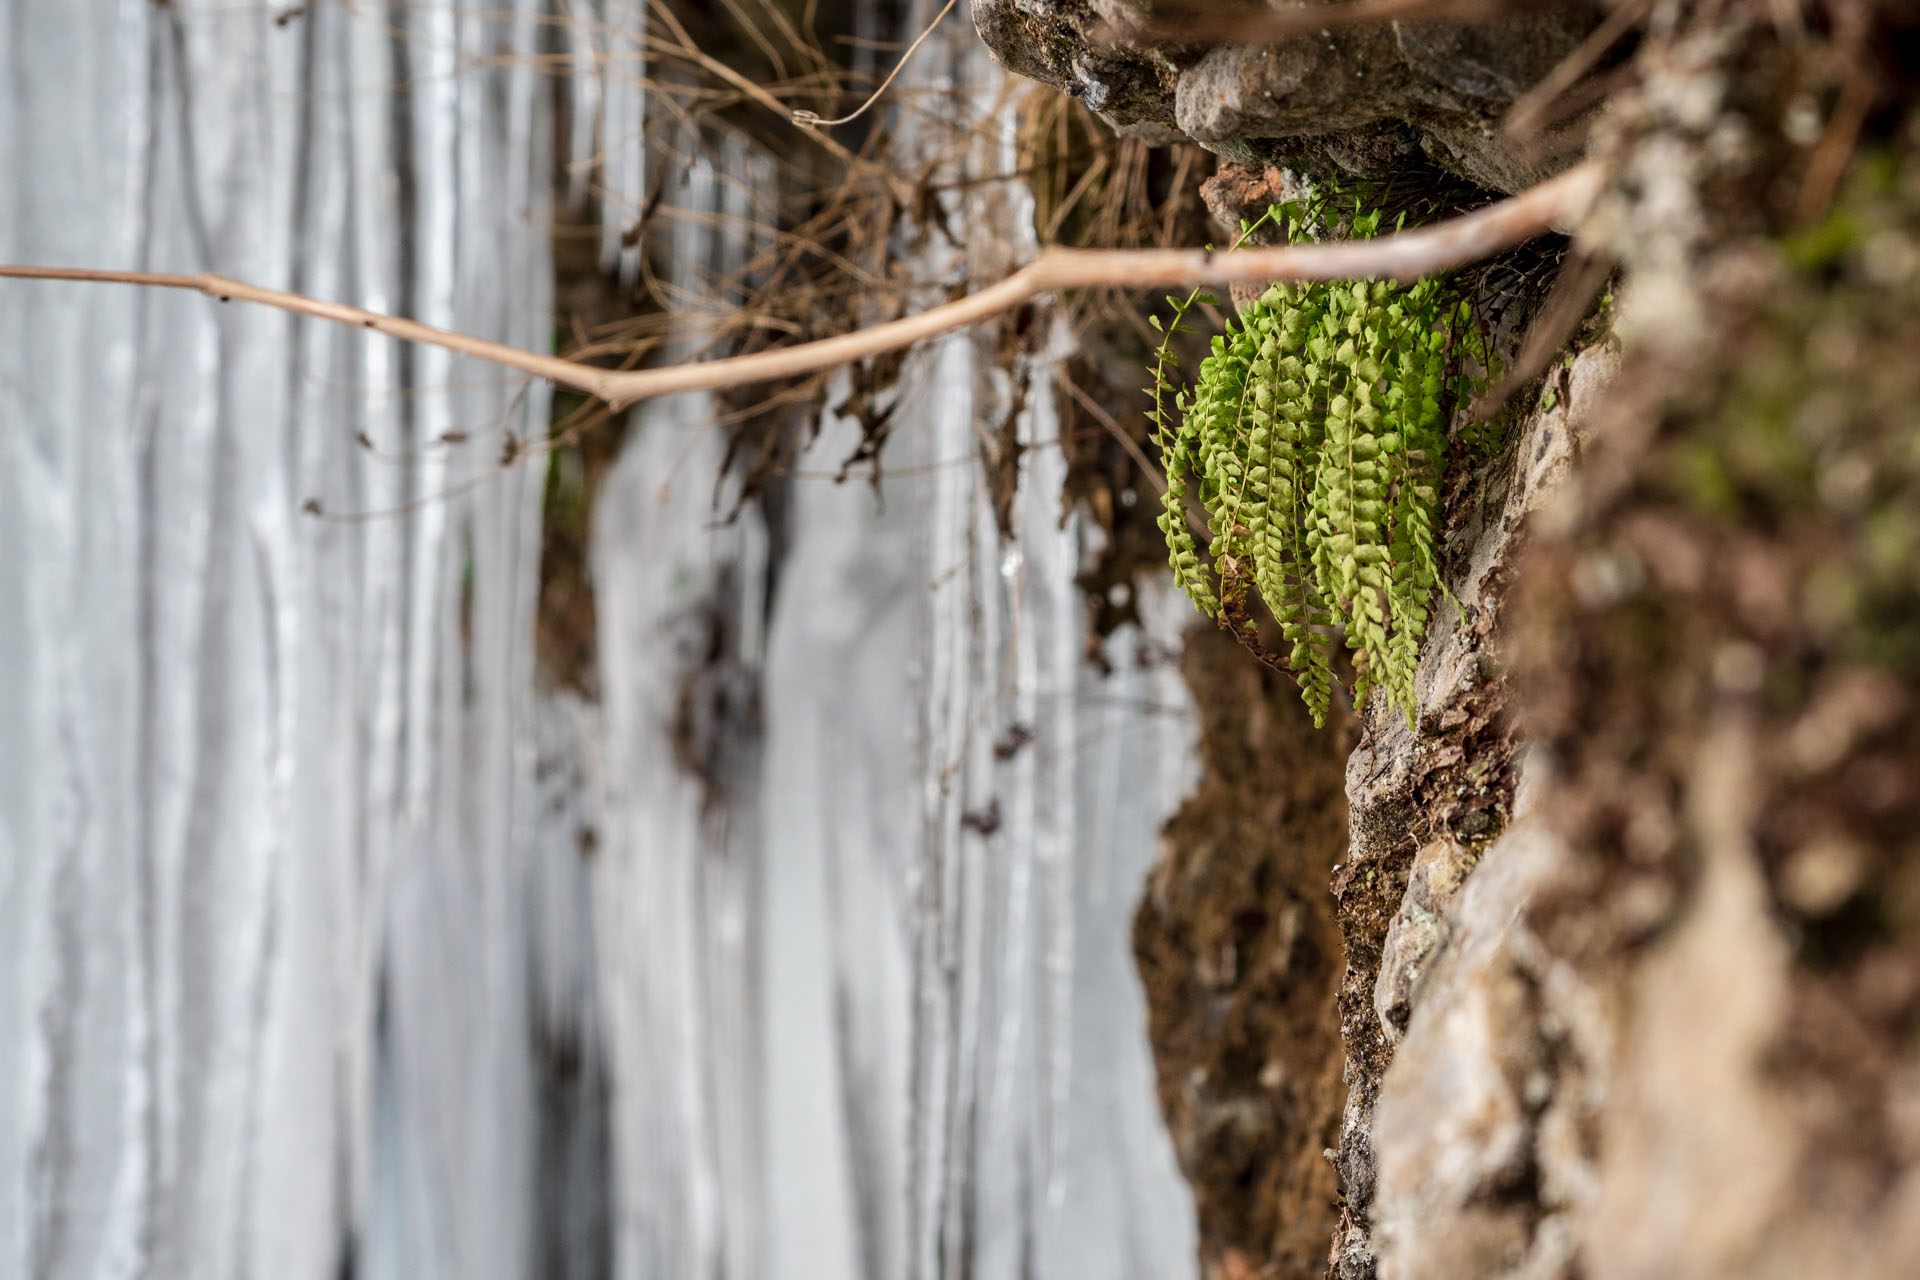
top-left (985, 5), bottom-right (1920, 1279)
top-left (1371, 154), bottom-right (1920, 1275)
top-left (1326, 342), bottom-right (1618, 1280)
top-left (971, 0), bottom-right (1606, 192)
top-left (1368, 813), bottom-right (1609, 1280)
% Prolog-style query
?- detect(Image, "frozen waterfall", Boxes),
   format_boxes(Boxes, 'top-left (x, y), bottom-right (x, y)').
top-left (0, 2), bottom-right (1199, 1277)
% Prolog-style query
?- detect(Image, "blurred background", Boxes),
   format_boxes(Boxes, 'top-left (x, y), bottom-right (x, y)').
top-left (0, 2), bottom-right (1207, 1277)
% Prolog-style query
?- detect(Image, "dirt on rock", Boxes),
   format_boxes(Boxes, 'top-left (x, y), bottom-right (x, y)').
top-left (1134, 626), bottom-right (1355, 1279)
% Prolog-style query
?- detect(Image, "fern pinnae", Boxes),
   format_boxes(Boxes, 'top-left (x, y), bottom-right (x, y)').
top-left (1305, 288), bottom-right (1355, 612)
top-left (1381, 284), bottom-right (1444, 723)
top-left (1216, 317), bottom-right (1282, 603)
top-left (1195, 331), bottom-right (1253, 575)
top-left (1344, 281), bottom-right (1400, 709)
top-left (1240, 309), bottom-right (1285, 627)
top-left (1264, 283), bottom-right (1336, 726)
top-left (1150, 290), bottom-right (1220, 618)
top-left (1149, 184), bottom-right (1484, 729)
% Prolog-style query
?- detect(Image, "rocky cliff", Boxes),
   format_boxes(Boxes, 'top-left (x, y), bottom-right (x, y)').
top-left (979, 3), bottom-right (1920, 1277)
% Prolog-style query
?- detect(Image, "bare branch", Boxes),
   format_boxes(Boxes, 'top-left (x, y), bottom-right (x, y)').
top-left (0, 161), bottom-right (1602, 414)
top-left (0, 263), bottom-right (623, 399)
top-left (791, 0), bottom-right (958, 128)
top-left (594, 161), bottom-right (1600, 409)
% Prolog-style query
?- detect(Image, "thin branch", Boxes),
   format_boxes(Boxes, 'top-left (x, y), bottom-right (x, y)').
top-left (0, 264), bottom-right (623, 398)
top-left (0, 161), bottom-right (1602, 414)
top-left (1796, 51), bottom-right (1877, 223)
top-left (1050, 365), bottom-right (1166, 496)
top-left (1473, 251), bottom-right (1612, 420)
top-left (792, 0), bottom-right (957, 128)
top-left (592, 161), bottom-right (1601, 409)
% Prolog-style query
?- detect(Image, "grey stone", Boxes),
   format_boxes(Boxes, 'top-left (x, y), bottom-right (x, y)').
top-left (972, 0), bottom-right (1609, 192)
top-left (1374, 838), bottom-right (1479, 1044)
top-left (1172, 36), bottom-right (1412, 143)
top-left (1334, 344), bottom-right (1618, 1276)
top-left (1370, 823), bottom-right (1589, 1280)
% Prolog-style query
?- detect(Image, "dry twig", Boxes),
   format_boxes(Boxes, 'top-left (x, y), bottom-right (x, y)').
top-left (791, 0), bottom-right (958, 128)
top-left (0, 161), bottom-right (1601, 413)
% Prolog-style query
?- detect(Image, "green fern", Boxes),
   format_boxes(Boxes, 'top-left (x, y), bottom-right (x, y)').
top-left (1150, 288), bottom-right (1220, 618)
top-left (1148, 191), bottom-right (1491, 729)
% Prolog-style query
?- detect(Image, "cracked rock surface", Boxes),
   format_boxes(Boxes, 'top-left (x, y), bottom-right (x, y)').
top-left (1326, 342), bottom-right (1618, 1280)
top-left (972, 0), bottom-right (1606, 191)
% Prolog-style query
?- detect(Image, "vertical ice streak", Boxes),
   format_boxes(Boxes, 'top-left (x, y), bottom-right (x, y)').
top-left (752, 5), bottom-right (1202, 1278)
top-left (0, 3), bottom-right (561, 1278)
top-left (2, 1), bottom-right (1202, 1278)
top-left (560, 0), bottom-right (649, 280)
top-left (586, 128), bottom-right (777, 1280)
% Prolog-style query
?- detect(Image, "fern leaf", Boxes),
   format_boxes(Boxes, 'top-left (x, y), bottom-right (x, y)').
top-left (1148, 182), bottom-right (1484, 731)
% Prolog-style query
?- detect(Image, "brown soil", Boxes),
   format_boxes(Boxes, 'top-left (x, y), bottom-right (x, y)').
top-left (1134, 626), bottom-right (1357, 1279)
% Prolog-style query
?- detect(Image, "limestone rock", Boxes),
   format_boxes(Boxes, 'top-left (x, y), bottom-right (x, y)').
top-left (972, 0), bottom-right (1607, 191)
top-left (1372, 836), bottom-right (1477, 1046)
top-left (1327, 342), bottom-right (1618, 1278)
top-left (1370, 821), bottom-right (1603, 1280)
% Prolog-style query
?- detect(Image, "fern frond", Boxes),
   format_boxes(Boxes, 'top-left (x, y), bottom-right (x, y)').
top-left (1148, 184), bottom-right (1482, 730)
top-left (1151, 289), bottom-right (1220, 617)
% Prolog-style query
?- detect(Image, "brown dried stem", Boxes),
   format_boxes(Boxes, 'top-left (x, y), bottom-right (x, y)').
top-left (0, 161), bottom-right (1601, 413)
